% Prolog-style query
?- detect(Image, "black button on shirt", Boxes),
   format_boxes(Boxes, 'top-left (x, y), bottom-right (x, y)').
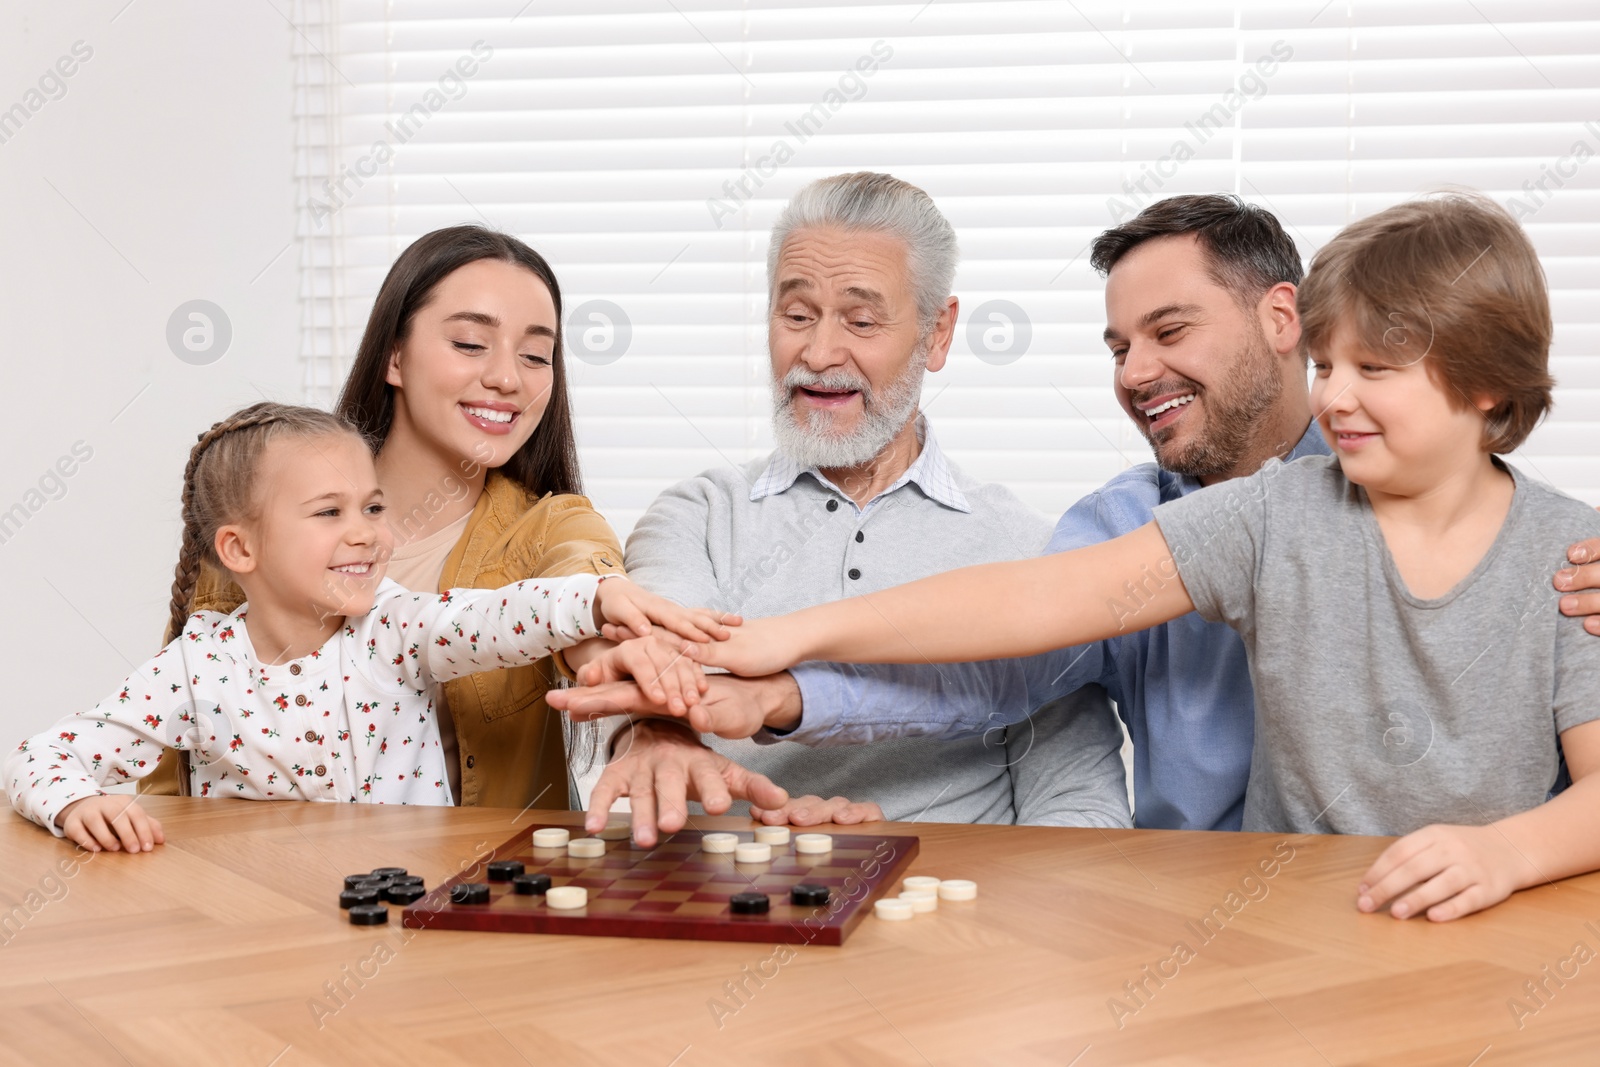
top-left (848, 568), bottom-right (861, 580)
top-left (855, 531), bottom-right (864, 543)
top-left (826, 499), bottom-right (839, 512)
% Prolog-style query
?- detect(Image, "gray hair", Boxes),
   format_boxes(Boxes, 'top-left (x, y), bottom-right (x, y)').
top-left (766, 172), bottom-right (960, 335)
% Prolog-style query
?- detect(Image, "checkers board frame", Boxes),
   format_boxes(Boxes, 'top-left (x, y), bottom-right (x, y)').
top-left (401, 824), bottom-right (919, 945)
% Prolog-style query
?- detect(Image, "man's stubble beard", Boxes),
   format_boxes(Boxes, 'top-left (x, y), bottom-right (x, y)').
top-left (1143, 323), bottom-right (1283, 481)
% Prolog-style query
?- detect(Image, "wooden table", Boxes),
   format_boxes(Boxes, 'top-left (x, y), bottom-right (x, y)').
top-left (3, 797), bottom-right (1598, 1066)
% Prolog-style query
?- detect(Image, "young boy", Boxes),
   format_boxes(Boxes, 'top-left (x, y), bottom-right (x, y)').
top-left (688, 191), bottom-right (1600, 923)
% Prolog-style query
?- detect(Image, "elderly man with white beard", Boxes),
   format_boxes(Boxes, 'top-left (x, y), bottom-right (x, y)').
top-left (586, 172), bottom-right (1130, 841)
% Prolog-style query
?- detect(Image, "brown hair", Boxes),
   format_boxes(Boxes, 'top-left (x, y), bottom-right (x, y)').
top-left (336, 225), bottom-right (583, 499)
top-left (166, 402), bottom-right (366, 641)
top-left (1298, 191), bottom-right (1553, 454)
top-left (1090, 194), bottom-right (1304, 305)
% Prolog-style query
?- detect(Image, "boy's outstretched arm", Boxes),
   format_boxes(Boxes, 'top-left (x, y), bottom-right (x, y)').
top-left (693, 522), bottom-right (1194, 677)
top-left (1358, 718), bottom-right (1600, 921)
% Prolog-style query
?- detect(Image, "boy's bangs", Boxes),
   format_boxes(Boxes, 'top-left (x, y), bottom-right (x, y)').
top-left (1297, 193), bottom-right (1552, 452)
top-left (1303, 275), bottom-right (1432, 371)
top-left (1354, 296), bottom-right (1435, 370)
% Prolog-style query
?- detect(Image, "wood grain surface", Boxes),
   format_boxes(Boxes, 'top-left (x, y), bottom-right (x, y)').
top-left (2, 796), bottom-right (1598, 1066)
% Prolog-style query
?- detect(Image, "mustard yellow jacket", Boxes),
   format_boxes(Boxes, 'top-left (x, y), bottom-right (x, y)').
top-left (140, 472), bottom-right (625, 809)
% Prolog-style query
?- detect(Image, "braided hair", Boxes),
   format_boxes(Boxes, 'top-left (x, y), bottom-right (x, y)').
top-left (165, 402), bottom-right (366, 642)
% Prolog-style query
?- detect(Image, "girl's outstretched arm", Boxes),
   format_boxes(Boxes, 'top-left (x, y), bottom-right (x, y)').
top-left (694, 521), bottom-right (1194, 678)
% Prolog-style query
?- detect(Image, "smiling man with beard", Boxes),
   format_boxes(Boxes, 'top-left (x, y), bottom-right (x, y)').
top-left (566, 191), bottom-right (1600, 838)
top-left (752, 195), bottom-right (1324, 832)
top-left (559, 192), bottom-right (1600, 837)
top-left (588, 172), bottom-right (1132, 841)
top-left (561, 194), bottom-right (1320, 836)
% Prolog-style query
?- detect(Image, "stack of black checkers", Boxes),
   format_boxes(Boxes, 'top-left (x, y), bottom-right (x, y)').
top-left (339, 868), bottom-right (426, 924)
top-left (449, 883), bottom-right (491, 905)
top-left (486, 860), bottom-right (525, 881)
top-left (730, 892), bottom-right (770, 914)
top-left (512, 873), bottom-right (552, 896)
top-left (790, 884), bottom-right (830, 907)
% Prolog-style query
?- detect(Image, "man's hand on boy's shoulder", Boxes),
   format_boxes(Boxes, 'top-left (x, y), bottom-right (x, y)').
top-left (1558, 532), bottom-right (1600, 635)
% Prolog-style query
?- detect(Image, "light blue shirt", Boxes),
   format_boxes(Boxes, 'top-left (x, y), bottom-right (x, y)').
top-left (783, 422), bottom-right (1330, 831)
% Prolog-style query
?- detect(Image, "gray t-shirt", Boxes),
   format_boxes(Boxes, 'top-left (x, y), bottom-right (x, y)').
top-left (1154, 454), bottom-right (1600, 836)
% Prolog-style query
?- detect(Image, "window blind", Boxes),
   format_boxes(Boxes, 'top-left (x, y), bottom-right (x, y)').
top-left (293, 0), bottom-right (1600, 536)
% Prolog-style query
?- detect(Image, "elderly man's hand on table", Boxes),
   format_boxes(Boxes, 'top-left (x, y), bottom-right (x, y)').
top-left (1557, 532), bottom-right (1600, 634)
top-left (750, 794), bottom-right (885, 826)
top-left (583, 718), bottom-right (789, 846)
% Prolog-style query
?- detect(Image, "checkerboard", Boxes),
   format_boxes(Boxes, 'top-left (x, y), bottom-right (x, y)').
top-left (400, 824), bottom-right (920, 945)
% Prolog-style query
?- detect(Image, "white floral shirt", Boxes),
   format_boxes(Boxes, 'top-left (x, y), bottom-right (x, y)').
top-left (5, 576), bottom-right (607, 835)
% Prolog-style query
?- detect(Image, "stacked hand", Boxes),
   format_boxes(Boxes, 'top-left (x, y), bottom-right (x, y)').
top-left (684, 617), bottom-right (802, 680)
top-left (575, 632), bottom-right (710, 716)
top-left (590, 576), bottom-right (739, 647)
top-left (581, 580), bottom-right (742, 714)
top-left (551, 667), bottom-right (778, 739)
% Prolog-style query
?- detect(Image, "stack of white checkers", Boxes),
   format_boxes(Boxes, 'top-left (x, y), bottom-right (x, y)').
top-left (874, 875), bottom-right (979, 921)
top-left (701, 829), bottom-right (820, 857)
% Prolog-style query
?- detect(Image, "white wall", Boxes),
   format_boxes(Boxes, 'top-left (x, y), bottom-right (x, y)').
top-left (0, 3), bottom-right (299, 745)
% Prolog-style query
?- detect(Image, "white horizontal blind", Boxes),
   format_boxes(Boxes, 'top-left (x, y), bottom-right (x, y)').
top-left (296, 0), bottom-right (1600, 537)
top-left (292, 0), bottom-right (347, 398)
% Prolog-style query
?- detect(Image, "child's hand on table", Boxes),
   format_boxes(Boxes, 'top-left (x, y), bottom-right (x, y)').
top-left (1357, 822), bottom-right (1534, 921)
top-left (57, 795), bottom-right (165, 854)
top-left (576, 633), bottom-right (708, 715)
top-left (591, 578), bottom-right (738, 646)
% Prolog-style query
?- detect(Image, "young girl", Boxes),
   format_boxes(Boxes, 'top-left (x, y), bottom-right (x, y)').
top-left (682, 192), bottom-right (1600, 922)
top-left (3, 402), bottom-right (728, 853)
top-left (151, 226), bottom-right (679, 812)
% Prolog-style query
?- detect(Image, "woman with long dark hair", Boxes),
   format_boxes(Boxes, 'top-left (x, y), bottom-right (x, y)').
top-left (152, 225), bottom-right (627, 809)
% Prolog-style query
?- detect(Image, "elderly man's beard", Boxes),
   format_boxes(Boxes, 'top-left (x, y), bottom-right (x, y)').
top-left (771, 342), bottom-right (929, 469)
top-left (1132, 324), bottom-right (1282, 480)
